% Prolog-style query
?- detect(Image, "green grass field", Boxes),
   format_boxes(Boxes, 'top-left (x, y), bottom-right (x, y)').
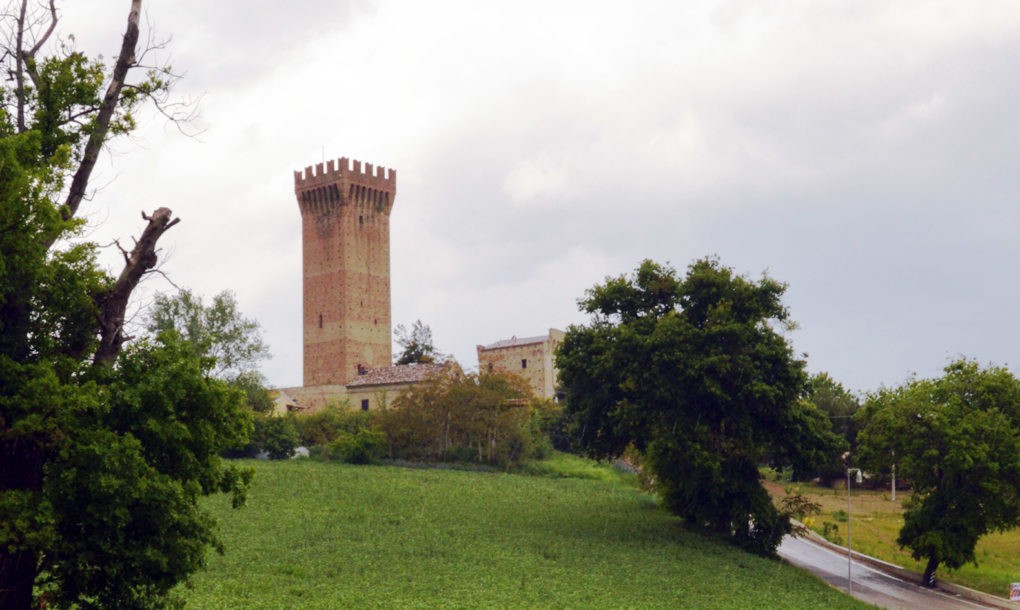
top-left (179, 456), bottom-right (866, 609)
top-left (766, 480), bottom-right (1020, 598)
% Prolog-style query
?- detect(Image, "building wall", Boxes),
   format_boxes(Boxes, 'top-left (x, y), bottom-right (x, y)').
top-left (346, 383), bottom-right (407, 412)
top-left (278, 384), bottom-right (349, 412)
top-left (295, 157), bottom-right (396, 386)
top-left (476, 329), bottom-right (565, 399)
top-left (279, 381), bottom-right (415, 413)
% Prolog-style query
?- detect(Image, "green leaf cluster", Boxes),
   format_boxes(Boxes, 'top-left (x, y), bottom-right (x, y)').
top-left (857, 359), bottom-right (1020, 585)
top-left (557, 258), bottom-right (843, 556)
top-left (0, 5), bottom-right (254, 607)
top-left (147, 289), bottom-right (270, 381)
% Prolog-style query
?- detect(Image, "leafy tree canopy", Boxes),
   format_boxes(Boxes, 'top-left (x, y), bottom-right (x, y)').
top-left (147, 289), bottom-right (270, 380)
top-left (393, 319), bottom-right (442, 365)
top-left (557, 258), bottom-right (842, 555)
top-left (856, 359), bottom-right (1020, 587)
top-left (799, 372), bottom-right (858, 481)
top-left (805, 372), bottom-right (860, 447)
top-left (147, 289), bottom-right (274, 413)
top-left (0, 2), bottom-right (252, 607)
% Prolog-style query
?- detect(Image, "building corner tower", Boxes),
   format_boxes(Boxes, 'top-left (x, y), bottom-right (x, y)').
top-left (295, 157), bottom-right (396, 386)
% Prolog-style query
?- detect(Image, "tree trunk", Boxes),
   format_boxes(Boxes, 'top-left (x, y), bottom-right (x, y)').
top-left (93, 207), bottom-right (179, 367)
top-left (922, 555), bottom-right (939, 588)
top-left (0, 441), bottom-right (44, 610)
top-left (62, 0), bottom-right (142, 222)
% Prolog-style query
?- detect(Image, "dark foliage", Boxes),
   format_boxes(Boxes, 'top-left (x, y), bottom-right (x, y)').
top-left (557, 258), bottom-right (842, 556)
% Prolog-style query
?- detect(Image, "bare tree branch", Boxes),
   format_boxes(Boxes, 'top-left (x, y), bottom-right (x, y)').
top-left (148, 267), bottom-right (180, 290)
top-left (62, 0), bottom-right (141, 222)
top-left (93, 206), bottom-right (179, 367)
top-left (14, 0), bottom-right (26, 131)
top-left (24, 0), bottom-right (55, 57)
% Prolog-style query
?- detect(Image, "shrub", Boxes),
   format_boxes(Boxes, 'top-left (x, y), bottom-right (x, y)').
top-left (377, 369), bottom-right (554, 468)
top-left (821, 522), bottom-right (843, 545)
top-left (250, 414), bottom-right (299, 459)
top-left (292, 401), bottom-right (362, 447)
top-left (327, 428), bottom-right (387, 464)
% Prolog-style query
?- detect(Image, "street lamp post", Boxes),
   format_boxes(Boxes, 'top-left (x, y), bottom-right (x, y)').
top-left (891, 450), bottom-right (897, 503)
top-left (847, 466), bottom-right (863, 595)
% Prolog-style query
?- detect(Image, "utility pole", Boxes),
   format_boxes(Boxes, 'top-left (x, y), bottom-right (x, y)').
top-left (891, 462), bottom-right (897, 502)
top-left (847, 465), bottom-right (863, 595)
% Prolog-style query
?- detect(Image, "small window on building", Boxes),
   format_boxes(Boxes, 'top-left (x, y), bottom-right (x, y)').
top-left (521, 359), bottom-right (527, 369)
top-left (361, 399), bottom-right (369, 411)
top-left (318, 314), bottom-right (323, 329)
top-left (359, 215), bottom-right (364, 226)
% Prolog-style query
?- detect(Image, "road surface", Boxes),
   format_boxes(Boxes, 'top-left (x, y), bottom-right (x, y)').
top-left (778, 535), bottom-right (1007, 609)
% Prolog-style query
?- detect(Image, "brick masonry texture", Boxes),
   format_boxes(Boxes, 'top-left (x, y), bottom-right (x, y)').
top-left (296, 157), bottom-right (396, 386)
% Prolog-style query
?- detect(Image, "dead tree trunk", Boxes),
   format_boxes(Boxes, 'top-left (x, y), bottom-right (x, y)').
top-left (94, 207), bottom-right (180, 367)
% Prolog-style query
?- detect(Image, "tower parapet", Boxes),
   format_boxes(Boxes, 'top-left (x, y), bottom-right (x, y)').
top-left (295, 157), bottom-right (396, 215)
top-left (295, 154), bottom-right (396, 387)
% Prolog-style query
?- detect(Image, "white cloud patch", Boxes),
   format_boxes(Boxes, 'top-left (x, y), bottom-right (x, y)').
top-left (502, 153), bottom-right (571, 204)
top-left (53, 0), bottom-right (1020, 391)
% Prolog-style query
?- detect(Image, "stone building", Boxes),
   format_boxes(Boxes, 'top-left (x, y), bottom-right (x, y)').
top-left (281, 156), bottom-right (409, 411)
top-left (345, 362), bottom-right (452, 411)
top-left (280, 155), bottom-right (566, 412)
top-left (476, 329), bottom-right (565, 400)
top-left (296, 157), bottom-right (396, 387)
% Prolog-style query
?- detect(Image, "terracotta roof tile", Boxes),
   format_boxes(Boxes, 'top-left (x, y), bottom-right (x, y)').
top-left (345, 363), bottom-right (448, 388)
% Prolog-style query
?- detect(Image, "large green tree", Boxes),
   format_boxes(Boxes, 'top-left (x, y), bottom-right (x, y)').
top-left (557, 258), bottom-right (841, 555)
top-left (0, 2), bottom-right (251, 608)
top-left (856, 359), bottom-right (1020, 587)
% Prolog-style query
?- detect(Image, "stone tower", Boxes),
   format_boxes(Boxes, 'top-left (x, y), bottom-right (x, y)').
top-left (294, 156), bottom-right (396, 386)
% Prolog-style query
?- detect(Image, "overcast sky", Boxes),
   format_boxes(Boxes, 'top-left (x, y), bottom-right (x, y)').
top-left (60, 0), bottom-right (1020, 393)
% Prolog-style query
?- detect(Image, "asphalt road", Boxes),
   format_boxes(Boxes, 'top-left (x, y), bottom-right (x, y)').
top-left (777, 535), bottom-right (1005, 609)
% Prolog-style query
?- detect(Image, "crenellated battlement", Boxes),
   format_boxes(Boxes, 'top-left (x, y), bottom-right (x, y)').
top-left (295, 153), bottom-right (396, 388)
top-left (293, 156), bottom-right (397, 194)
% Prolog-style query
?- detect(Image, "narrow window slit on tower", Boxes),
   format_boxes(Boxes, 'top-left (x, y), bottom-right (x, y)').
top-left (521, 359), bottom-right (528, 369)
top-left (318, 314), bottom-right (323, 329)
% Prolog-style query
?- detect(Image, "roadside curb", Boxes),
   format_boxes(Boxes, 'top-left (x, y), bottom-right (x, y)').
top-left (793, 526), bottom-right (1015, 609)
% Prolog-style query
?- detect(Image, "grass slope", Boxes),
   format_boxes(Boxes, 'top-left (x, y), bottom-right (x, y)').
top-left (182, 458), bottom-right (866, 609)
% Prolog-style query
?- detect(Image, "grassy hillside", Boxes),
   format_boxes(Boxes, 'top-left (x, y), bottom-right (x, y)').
top-left (181, 458), bottom-right (867, 609)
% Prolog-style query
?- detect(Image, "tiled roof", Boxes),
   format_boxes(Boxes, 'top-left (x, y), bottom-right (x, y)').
top-left (478, 335), bottom-right (547, 351)
top-left (345, 363), bottom-right (449, 388)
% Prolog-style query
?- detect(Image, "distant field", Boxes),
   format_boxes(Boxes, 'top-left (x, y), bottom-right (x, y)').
top-left (180, 456), bottom-right (866, 609)
top-left (766, 480), bottom-right (1020, 598)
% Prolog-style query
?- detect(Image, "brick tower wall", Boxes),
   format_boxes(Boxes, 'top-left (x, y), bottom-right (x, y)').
top-left (295, 157), bottom-right (396, 386)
